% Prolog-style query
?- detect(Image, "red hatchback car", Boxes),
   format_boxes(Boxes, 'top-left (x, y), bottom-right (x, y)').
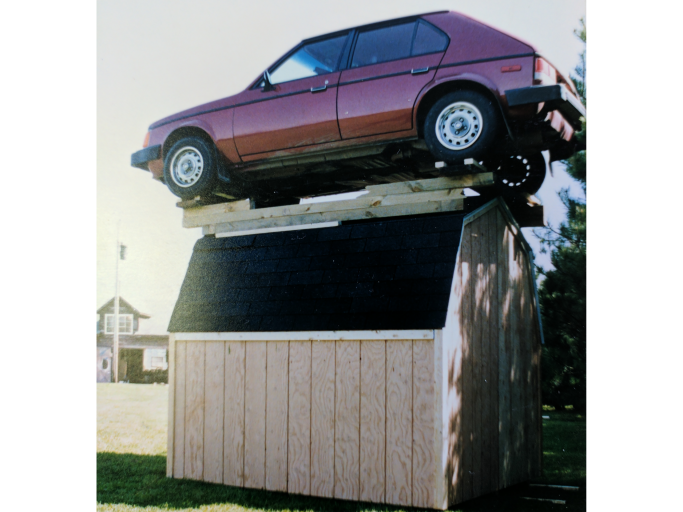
top-left (131, 11), bottom-right (585, 204)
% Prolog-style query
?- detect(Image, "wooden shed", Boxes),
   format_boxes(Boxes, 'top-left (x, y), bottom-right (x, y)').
top-left (165, 197), bottom-right (542, 510)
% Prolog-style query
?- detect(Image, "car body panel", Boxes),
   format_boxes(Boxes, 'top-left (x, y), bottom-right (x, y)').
top-left (338, 53), bottom-right (443, 139)
top-left (234, 72), bottom-right (342, 156)
top-left (424, 11), bottom-right (534, 65)
top-left (238, 129), bottom-right (417, 166)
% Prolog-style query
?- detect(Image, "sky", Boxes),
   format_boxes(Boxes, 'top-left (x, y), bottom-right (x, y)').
top-left (98, 0), bottom-right (587, 334)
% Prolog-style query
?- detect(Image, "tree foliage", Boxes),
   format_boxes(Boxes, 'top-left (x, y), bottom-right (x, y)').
top-left (536, 19), bottom-right (586, 411)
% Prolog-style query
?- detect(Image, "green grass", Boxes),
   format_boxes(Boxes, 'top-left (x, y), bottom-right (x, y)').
top-left (98, 384), bottom-right (585, 511)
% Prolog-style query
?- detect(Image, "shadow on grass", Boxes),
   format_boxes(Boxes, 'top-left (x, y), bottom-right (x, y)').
top-left (98, 453), bottom-right (586, 512)
top-left (98, 452), bottom-right (415, 511)
top-left (98, 410), bottom-right (585, 511)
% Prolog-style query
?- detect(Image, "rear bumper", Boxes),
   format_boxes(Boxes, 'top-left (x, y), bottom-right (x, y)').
top-left (505, 84), bottom-right (585, 129)
top-left (131, 144), bottom-right (162, 170)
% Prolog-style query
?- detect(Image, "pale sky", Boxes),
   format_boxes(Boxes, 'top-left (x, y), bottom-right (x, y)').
top-left (98, 0), bottom-right (586, 334)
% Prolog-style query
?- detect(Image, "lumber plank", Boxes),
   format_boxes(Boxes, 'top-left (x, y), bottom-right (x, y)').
top-left (182, 198), bottom-right (252, 215)
top-left (488, 208), bottom-right (500, 491)
top-left (176, 330), bottom-right (434, 341)
top-left (224, 341), bottom-right (246, 487)
top-left (480, 215), bottom-right (492, 496)
top-left (522, 255), bottom-right (534, 480)
top-left (288, 341), bottom-right (312, 495)
top-left (471, 217), bottom-right (482, 499)
top-left (365, 172), bottom-right (494, 195)
top-left (359, 340), bottom-right (386, 504)
top-left (182, 173), bottom-right (492, 229)
top-left (210, 198), bottom-right (465, 234)
top-left (310, 341), bottom-right (335, 498)
top-left (167, 334), bottom-right (175, 478)
top-left (385, 340), bottom-right (412, 507)
top-left (173, 340), bottom-right (186, 479)
top-left (184, 186), bottom-right (466, 229)
top-left (244, 341), bottom-right (267, 489)
top-left (460, 219), bottom-right (473, 502)
top-left (184, 341), bottom-right (205, 480)
top-left (433, 330), bottom-right (448, 510)
top-left (498, 217), bottom-right (512, 489)
top-left (266, 341), bottom-right (289, 492)
top-left (334, 340), bottom-right (360, 501)
top-left (447, 234), bottom-right (465, 506)
top-left (413, 339), bottom-right (436, 509)
top-left (203, 341), bottom-right (225, 484)
top-left (510, 236), bottom-right (523, 485)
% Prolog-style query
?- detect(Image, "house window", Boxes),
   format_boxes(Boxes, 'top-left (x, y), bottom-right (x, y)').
top-left (104, 314), bottom-right (133, 334)
top-left (144, 349), bottom-right (168, 370)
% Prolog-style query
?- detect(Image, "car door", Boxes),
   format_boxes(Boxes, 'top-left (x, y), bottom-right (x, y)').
top-left (233, 33), bottom-right (349, 157)
top-left (337, 20), bottom-right (449, 140)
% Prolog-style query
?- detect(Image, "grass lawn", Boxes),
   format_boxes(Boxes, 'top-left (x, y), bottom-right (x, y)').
top-left (98, 384), bottom-right (585, 512)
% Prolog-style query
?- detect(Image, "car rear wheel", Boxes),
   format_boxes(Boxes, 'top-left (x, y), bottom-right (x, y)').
top-left (482, 153), bottom-right (547, 195)
top-left (163, 136), bottom-right (218, 199)
top-left (424, 90), bottom-right (500, 164)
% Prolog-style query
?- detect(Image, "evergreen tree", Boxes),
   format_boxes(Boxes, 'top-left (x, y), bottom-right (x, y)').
top-left (535, 19), bottom-right (586, 411)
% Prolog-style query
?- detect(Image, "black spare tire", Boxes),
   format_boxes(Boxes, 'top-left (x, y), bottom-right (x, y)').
top-left (423, 90), bottom-right (500, 164)
top-left (163, 136), bottom-right (218, 199)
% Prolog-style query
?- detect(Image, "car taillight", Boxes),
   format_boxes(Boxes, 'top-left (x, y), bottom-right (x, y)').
top-left (143, 132), bottom-right (150, 148)
top-left (534, 57), bottom-right (557, 86)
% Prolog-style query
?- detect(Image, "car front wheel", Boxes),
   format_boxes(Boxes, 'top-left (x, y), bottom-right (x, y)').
top-left (424, 90), bottom-right (499, 164)
top-left (163, 136), bottom-right (218, 199)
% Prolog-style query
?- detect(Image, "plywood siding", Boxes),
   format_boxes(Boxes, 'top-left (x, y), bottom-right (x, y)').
top-left (443, 202), bottom-right (542, 508)
top-left (171, 338), bottom-right (437, 506)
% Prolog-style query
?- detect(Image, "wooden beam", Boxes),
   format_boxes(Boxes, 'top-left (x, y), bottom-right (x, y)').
top-left (210, 198), bottom-right (465, 234)
top-left (182, 173), bottom-right (494, 231)
top-left (214, 221), bottom-right (340, 238)
top-left (174, 330), bottom-right (435, 341)
top-left (185, 188), bottom-right (467, 229)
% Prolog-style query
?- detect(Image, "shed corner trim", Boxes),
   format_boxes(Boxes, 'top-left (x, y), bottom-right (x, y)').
top-left (173, 330), bottom-right (435, 341)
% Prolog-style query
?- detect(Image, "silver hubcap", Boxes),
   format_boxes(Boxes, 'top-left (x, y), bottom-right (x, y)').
top-left (435, 101), bottom-right (483, 151)
top-left (170, 146), bottom-right (204, 187)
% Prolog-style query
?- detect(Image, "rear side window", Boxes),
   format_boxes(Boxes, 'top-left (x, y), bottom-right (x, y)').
top-left (351, 22), bottom-right (415, 68)
top-left (412, 21), bottom-right (449, 56)
top-left (350, 20), bottom-right (448, 68)
top-left (269, 34), bottom-right (348, 84)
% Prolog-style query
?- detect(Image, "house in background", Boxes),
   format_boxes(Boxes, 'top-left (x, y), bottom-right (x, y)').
top-left (96, 297), bottom-right (169, 383)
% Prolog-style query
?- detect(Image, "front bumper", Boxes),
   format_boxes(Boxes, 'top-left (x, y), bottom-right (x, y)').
top-left (505, 84), bottom-right (586, 129)
top-left (131, 144), bottom-right (162, 170)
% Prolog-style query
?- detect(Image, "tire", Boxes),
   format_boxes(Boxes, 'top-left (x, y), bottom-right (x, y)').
top-left (163, 136), bottom-right (218, 199)
top-left (423, 90), bottom-right (500, 164)
top-left (482, 153), bottom-right (547, 195)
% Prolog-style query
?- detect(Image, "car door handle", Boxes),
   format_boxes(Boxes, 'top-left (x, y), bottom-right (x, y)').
top-left (411, 67), bottom-right (429, 75)
top-left (310, 85), bottom-right (327, 93)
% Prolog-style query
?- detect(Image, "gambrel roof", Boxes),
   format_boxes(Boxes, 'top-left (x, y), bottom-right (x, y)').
top-left (168, 212), bottom-right (466, 332)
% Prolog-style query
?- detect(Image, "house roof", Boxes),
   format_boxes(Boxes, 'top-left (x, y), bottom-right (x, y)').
top-left (97, 297), bottom-right (151, 318)
top-left (97, 334), bottom-right (168, 348)
top-left (168, 212), bottom-right (465, 332)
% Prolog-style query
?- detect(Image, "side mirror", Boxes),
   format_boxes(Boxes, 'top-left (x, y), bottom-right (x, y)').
top-left (262, 70), bottom-right (275, 92)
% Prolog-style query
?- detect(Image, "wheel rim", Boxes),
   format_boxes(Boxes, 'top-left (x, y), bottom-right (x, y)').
top-left (170, 146), bottom-right (204, 187)
top-left (435, 101), bottom-right (483, 151)
top-left (484, 154), bottom-right (547, 194)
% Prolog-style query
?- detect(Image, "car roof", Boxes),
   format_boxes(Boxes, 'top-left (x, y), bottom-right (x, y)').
top-left (300, 11), bottom-right (449, 43)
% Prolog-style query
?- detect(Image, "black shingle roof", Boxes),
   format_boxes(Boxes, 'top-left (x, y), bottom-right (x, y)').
top-left (168, 212), bottom-right (465, 332)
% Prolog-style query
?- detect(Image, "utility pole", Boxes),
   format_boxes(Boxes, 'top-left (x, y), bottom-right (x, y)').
top-left (113, 227), bottom-right (120, 383)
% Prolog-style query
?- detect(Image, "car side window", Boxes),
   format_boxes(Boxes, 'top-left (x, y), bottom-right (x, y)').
top-left (269, 34), bottom-right (348, 85)
top-left (412, 21), bottom-right (449, 56)
top-left (351, 22), bottom-right (415, 68)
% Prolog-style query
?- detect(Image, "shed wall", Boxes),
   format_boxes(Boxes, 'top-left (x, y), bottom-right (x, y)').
top-left (442, 204), bottom-right (542, 508)
top-left (168, 337), bottom-right (440, 508)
